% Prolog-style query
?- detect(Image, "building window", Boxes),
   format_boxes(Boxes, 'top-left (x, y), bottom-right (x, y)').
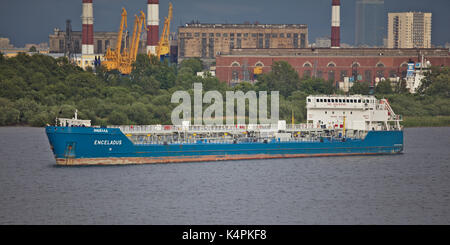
top-left (280, 33), bottom-right (285, 38)
top-left (303, 62), bottom-right (312, 68)
top-left (255, 61), bottom-right (264, 67)
top-left (327, 62), bottom-right (336, 68)
top-left (202, 38), bottom-right (207, 58)
top-left (209, 38), bottom-right (215, 58)
top-left (340, 70), bottom-right (348, 80)
top-left (244, 33), bottom-right (248, 37)
top-left (265, 38), bottom-right (270, 48)
top-left (202, 33), bottom-right (206, 37)
top-left (209, 33), bottom-right (214, 37)
top-left (300, 33), bottom-right (306, 48)
top-left (293, 33), bottom-right (298, 48)
top-left (364, 70), bottom-right (372, 82)
top-left (216, 33), bottom-right (221, 37)
top-left (251, 33), bottom-right (257, 37)
top-left (231, 62), bottom-right (240, 67)
top-left (272, 33), bottom-right (277, 38)
top-left (237, 33), bottom-right (241, 37)
top-left (187, 33), bottom-right (192, 37)
top-left (195, 33), bottom-right (199, 37)
top-left (287, 33), bottom-right (291, 38)
top-left (232, 70), bottom-right (239, 81)
top-left (258, 38), bottom-right (263, 48)
top-left (328, 70), bottom-right (335, 82)
top-left (223, 33), bottom-right (228, 37)
top-left (304, 70), bottom-right (311, 78)
top-left (376, 62), bottom-right (385, 68)
top-left (317, 70), bottom-right (323, 78)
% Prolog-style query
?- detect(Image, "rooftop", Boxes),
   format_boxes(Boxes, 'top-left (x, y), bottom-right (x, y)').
top-left (179, 23), bottom-right (307, 29)
top-left (222, 48), bottom-right (449, 57)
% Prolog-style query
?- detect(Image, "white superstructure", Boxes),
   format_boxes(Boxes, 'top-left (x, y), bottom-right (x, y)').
top-left (306, 95), bottom-right (402, 131)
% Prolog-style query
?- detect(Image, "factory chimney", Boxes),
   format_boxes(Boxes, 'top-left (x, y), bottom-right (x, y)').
top-left (81, 0), bottom-right (94, 55)
top-left (147, 0), bottom-right (159, 55)
top-left (331, 0), bottom-right (340, 48)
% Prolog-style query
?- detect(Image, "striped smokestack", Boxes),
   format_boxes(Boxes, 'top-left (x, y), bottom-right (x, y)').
top-left (82, 0), bottom-right (94, 54)
top-left (147, 0), bottom-right (159, 55)
top-left (331, 0), bottom-right (340, 48)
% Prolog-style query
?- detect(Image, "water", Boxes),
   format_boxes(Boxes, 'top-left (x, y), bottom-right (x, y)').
top-left (0, 127), bottom-right (449, 225)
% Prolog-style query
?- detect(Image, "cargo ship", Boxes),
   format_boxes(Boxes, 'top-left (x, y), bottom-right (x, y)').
top-left (45, 95), bottom-right (403, 165)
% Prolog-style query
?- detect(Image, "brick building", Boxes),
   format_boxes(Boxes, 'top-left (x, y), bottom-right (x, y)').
top-left (215, 48), bottom-right (450, 85)
top-left (178, 23), bottom-right (308, 65)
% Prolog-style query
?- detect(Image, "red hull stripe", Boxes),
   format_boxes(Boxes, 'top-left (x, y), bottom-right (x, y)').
top-left (56, 152), bottom-right (400, 166)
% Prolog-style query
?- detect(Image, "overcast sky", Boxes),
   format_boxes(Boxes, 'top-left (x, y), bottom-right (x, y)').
top-left (1, 0), bottom-right (449, 47)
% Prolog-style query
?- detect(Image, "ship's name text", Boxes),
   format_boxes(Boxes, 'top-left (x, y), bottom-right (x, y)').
top-left (94, 140), bottom-right (122, 145)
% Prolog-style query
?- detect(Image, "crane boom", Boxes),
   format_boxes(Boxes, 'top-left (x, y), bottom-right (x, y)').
top-left (156, 2), bottom-right (173, 59)
top-left (116, 8), bottom-right (127, 56)
top-left (103, 8), bottom-right (145, 75)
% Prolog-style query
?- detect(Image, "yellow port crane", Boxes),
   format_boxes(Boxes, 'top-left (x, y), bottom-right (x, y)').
top-left (155, 2), bottom-right (173, 59)
top-left (103, 8), bottom-right (146, 74)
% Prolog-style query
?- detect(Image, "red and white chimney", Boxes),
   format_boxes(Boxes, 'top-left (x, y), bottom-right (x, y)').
top-left (147, 0), bottom-right (159, 55)
top-left (331, 0), bottom-right (340, 48)
top-left (82, 0), bottom-right (94, 54)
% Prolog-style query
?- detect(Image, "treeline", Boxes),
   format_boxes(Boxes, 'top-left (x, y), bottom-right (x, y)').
top-left (0, 52), bottom-right (449, 127)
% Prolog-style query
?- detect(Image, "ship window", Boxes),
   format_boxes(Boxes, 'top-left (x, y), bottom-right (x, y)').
top-left (358, 99), bottom-right (361, 103)
top-left (325, 111), bottom-right (327, 114)
top-left (332, 111), bottom-right (335, 114)
top-left (350, 99), bottom-right (353, 103)
top-left (351, 112), bottom-right (353, 114)
top-left (320, 99), bottom-right (323, 102)
top-left (328, 99), bottom-right (331, 102)
top-left (316, 99), bottom-right (319, 102)
top-left (339, 99), bottom-right (342, 103)
top-left (343, 111), bottom-right (345, 114)
top-left (308, 99), bottom-right (311, 102)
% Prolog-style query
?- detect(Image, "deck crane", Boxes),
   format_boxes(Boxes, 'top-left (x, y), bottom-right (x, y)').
top-left (154, 2), bottom-right (173, 61)
top-left (103, 8), bottom-right (146, 74)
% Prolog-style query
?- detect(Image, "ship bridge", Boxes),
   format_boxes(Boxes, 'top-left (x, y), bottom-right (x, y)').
top-left (306, 95), bottom-right (402, 131)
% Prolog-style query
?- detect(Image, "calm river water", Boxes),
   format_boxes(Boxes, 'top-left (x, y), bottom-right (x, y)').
top-left (0, 127), bottom-right (449, 224)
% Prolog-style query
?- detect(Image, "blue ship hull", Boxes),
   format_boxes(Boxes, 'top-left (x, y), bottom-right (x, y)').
top-left (45, 126), bottom-right (404, 165)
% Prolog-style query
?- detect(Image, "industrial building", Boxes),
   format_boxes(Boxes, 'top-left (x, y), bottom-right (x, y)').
top-left (47, 0), bottom-right (161, 70)
top-left (215, 48), bottom-right (450, 84)
top-left (177, 23), bottom-right (308, 64)
top-left (387, 12), bottom-right (432, 49)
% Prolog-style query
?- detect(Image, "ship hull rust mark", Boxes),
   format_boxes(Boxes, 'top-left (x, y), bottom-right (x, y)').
top-left (56, 152), bottom-right (401, 165)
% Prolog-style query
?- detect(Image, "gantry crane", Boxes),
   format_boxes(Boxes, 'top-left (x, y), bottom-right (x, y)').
top-left (103, 8), bottom-right (146, 74)
top-left (155, 2), bottom-right (173, 61)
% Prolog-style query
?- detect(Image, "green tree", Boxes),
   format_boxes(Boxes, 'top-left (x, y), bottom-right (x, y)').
top-left (28, 46), bottom-right (37, 52)
top-left (256, 61), bottom-right (300, 97)
top-left (375, 80), bottom-right (393, 94)
top-left (179, 58), bottom-right (203, 75)
top-left (350, 81), bottom-right (371, 95)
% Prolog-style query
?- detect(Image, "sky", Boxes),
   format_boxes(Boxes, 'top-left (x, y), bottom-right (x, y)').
top-left (1, 0), bottom-right (449, 47)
